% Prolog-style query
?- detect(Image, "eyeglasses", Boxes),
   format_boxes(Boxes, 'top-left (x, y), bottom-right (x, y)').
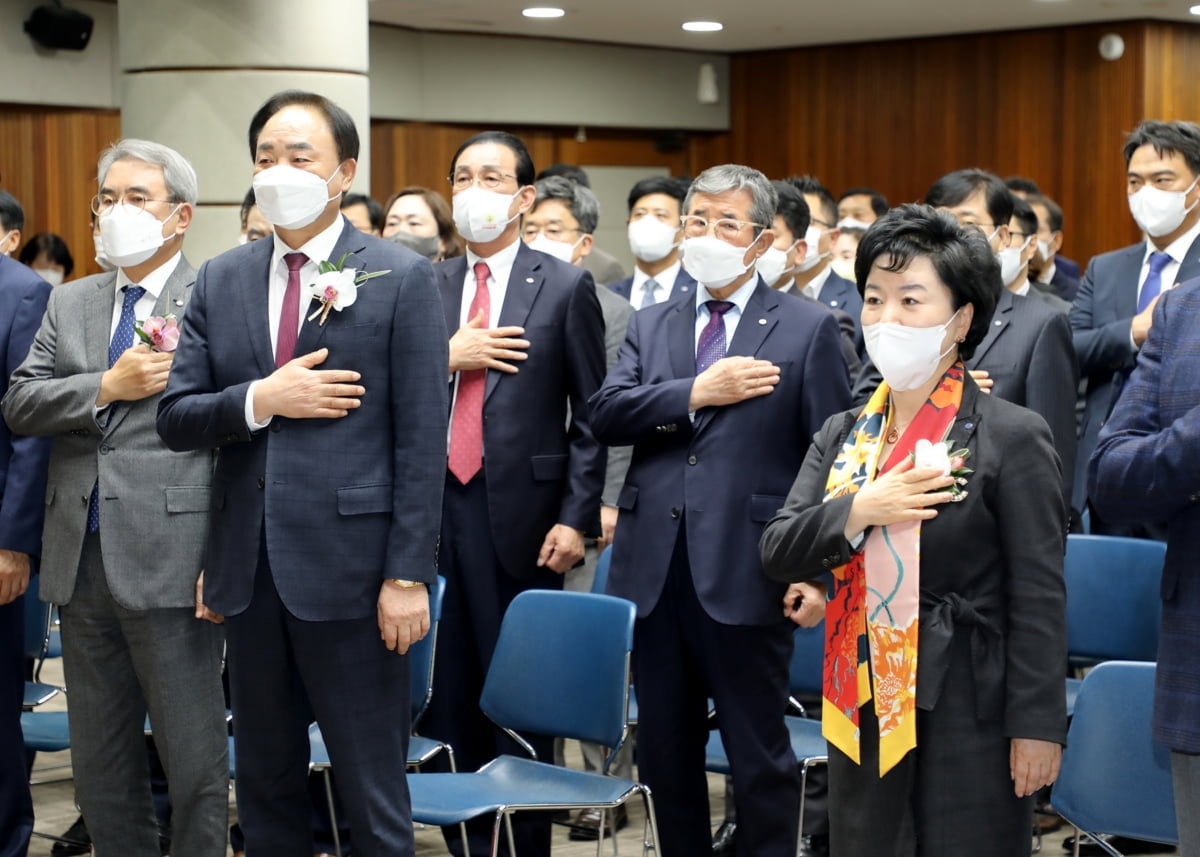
top-left (448, 170), bottom-right (518, 192)
top-left (810, 217), bottom-right (835, 229)
top-left (521, 224), bottom-right (582, 241)
top-left (91, 192), bottom-right (173, 216)
top-left (680, 216), bottom-right (765, 241)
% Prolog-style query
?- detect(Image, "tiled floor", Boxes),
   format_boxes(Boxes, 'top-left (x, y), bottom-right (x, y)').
top-left (25, 655), bottom-right (1176, 856)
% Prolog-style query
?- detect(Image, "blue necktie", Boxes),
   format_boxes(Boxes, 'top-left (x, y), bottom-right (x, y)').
top-left (87, 285), bottom-right (146, 533)
top-left (695, 300), bottom-right (734, 375)
top-left (1138, 251), bottom-right (1171, 313)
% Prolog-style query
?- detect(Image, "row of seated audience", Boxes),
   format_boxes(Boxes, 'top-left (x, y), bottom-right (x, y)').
top-left (1, 108), bottom-right (1196, 857)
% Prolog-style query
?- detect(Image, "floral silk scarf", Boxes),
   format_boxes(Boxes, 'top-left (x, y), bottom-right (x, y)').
top-left (820, 363), bottom-right (965, 776)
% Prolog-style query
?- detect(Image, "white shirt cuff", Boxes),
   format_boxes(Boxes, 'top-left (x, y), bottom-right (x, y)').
top-left (245, 381), bottom-right (272, 430)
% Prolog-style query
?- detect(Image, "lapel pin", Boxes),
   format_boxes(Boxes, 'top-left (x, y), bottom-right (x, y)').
top-left (758, 318), bottom-right (767, 325)
top-left (526, 277), bottom-right (534, 284)
top-left (830, 300), bottom-right (840, 307)
top-left (173, 299), bottom-right (184, 307)
top-left (994, 320), bottom-right (1003, 326)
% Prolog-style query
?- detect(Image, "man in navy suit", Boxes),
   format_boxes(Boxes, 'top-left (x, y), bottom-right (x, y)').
top-left (0, 192), bottom-right (52, 857)
top-left (590, 165), bottom-right (851, 857)
top-left (1071, 120), bottom-right (1200, 533)
top-left (609, 176), bottom-right (696, 308)
top-left (784, 176), bottom-right (864, 323)
top-left (1089, 275), bottom-right (1200, 857)
top-left (157, 91), bottom-right (448, 857)
top-left (426, 131), bottom-right (606, 857)
top-left (1026, 194), bottom-right (1081, 303)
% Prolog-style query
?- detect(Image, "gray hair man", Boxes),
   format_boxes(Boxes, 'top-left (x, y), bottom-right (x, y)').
top-left (3, 138), bottom-right (228, 857)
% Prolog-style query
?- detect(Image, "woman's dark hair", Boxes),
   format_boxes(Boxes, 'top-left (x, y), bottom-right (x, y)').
top-left (855, 203), bottom-right (999, 361)
top-left (383, 186), bottom-right (464, 259)
top-left (18, 232), bottom-right (74, 278)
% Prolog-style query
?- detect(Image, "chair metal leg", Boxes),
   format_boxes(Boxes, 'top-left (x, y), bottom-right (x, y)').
top-left (505, 812), bottom-right (518, 857)
top-left (640, 785), bottom-right (662, 856)
top-left (321, 769), bottom-right (342, 857)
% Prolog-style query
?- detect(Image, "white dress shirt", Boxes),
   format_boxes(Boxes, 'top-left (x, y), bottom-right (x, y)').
top-left (111, 252), bottom-right (181, 337)
top-left (801, 264), bottom-right (834, 302)
top-left (1130, 219), bottom-right (1200, 351)
top-left (632, 260), bottom-right (682, 309)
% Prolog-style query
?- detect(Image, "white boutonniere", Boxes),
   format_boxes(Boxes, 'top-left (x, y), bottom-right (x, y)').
top-left (912, 438), bottom-right (972, 502)
top-left (305, 252), bottom-right (391, 326)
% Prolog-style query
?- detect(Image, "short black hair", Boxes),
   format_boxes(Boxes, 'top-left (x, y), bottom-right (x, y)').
top-left (626, 175), bottom-right (688, 213)
top-left (772, 181), bottom-right (811, 240)
top-left (18, 232), bottom-right (73, 277)
top-left (1123, 120), bottom-right (1200, 178)
top-left (1004, 176), bottom-right (1041, 195)
top-left (924, 168), bottom-right (1014, 229)
top-left (247, 90), bottom-right (360, 164)
top-left (0, 191), bottom-right (24, 233)
top-left (1026, 193), bottom-right (1064, 233)
top-left (789, 175), bottom-right (837, 227)
top-left (838, 187), bottom-right (889, 217)
top-left (537, 163), bottom-right (590, 188)
top-left (240, 188), bottom-right (257, 229)
top-left (341, 193), bottom-right (383, 232)
top-left (1010, 195), bottom-right (1038, 239)
top-left (449, 131), bottom-right (535, 188)
top-left (855, 203), bottom-right (999, 362)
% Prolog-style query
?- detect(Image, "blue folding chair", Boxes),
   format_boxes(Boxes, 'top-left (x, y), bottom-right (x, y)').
top-left (406, 589), bottom-right (660, 857)
top-left (1063, 535), bottom-right (1165, 714)
top-left (308, 575), bottom-right (452, 856)
top-left (591, 546), bottom-right (637, 727)
top-left (705, 623), bottom-right (827, 856)
top-left (1051, 662), bottom-right (1177, 857)
top-left (22, 573), bottom-right (60, 709)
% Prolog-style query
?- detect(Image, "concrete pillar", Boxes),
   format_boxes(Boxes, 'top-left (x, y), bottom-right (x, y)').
top-left (117, 0), bottom-right (371, 264)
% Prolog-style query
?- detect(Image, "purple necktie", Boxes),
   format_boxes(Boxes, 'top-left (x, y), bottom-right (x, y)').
top-left (276, 252), bottom-right (308, 368)
top-left (696, 300), bottom-right (734, 375)
top-left (1138, 251), bottom-right (1172, 313)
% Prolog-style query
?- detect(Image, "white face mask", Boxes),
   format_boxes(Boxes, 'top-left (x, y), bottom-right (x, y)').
top-left (1036, 239), bottom-right (1052, 264)
top-left (98, 203), bottom-right (181, 269)
top-left (627, 216), bottom-right (680, 262)
top-left (1128, 177), bottom-right (1200, 238)
top-left (837, 217), bottom-right (872, 231)
top-left (796, 226), bottom-right (829, 273)
top-left (93, 234), bottom-right (116, 272)
top-left (33, 268), bottom-right (65, 287)
top-left (527, 233), bottom-right (581, 264)
top-left (253, 163), bottom-right (343, 231)
top-left (453, 186), bottom-right (521, 244)
top-left (863, 309), bottom-right (960, 392)
top-left (681, 235), bottom-right (756, 290)
top-left (756, 243), bottom-right (795, 288)
top-left (997, 237), bottom-right (1031, 287)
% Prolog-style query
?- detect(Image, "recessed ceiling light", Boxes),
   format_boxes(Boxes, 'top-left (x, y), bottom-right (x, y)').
top-left (1191, 3), bottom-right (1200, 14)
top-left (682, 20), bottom-right (723, 32)
top-left (523, 6), bottom-right (565, 17)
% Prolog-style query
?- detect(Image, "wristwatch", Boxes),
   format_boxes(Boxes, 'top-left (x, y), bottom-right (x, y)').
top-left (388, 579), bottom-right (425, 589)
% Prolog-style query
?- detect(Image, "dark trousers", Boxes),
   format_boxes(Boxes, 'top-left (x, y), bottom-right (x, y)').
top-left (225, 544), bottom-right (413, 857)
top-left (1, 594), bottom-right (32, 857)
top-left (635, 524), bottom-right (800, 857)
top-left (424, 473), bottom-right (561, 857)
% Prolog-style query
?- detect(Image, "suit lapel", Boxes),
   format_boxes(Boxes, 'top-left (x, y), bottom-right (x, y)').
top-left (969, 288), bottom-right (1013, 366)
top-left (1175, 233), bottom-right (1200, 284)
top-left (668, 292), bottom-right (697, 382)
top-left (237, 239), bottom-right (275, 378)
top-left (487, 244), bottom-right (544, 402)
top-left (1113, 244), bottom-right (1145, 318)
top-left (950, 376), bottom-right (983, 451)
top-left (438, 256), bottom-right (467, 334)
top-left (85, 273), bottom-right (119, 373)
top-left (672, 267), bottom-right (696, 301)
top-left (294, 222), bottom-right (366, 359)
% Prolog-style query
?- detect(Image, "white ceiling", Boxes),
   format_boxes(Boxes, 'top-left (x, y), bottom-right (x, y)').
top-left (368, 0), bottom-right (1196, 52)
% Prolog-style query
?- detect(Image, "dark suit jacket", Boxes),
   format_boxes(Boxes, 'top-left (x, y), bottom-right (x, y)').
top-left (0, 256), bottom-right (51, 561)
top-left (589, 278), bottom-right (851, 626)
top-left (157, 220), bottom-right (449, 621)
top-left (1089, 276), bottom-right (1200, 752)
top-left (813, 269), bottom-right (863, 320)
top-left (435, 241), bottom-right (607, 578)
top-left (608, 266), bottom-right (696, 305)
top-left (1055, 255), bottom-right (1081, 285)
top-left (853, 290), bottom-right (1078, 504)
top-left (1070, 236), bottom-right (1200, 512)
top-left (778, 285), bottom-right (861, 383)
top-left (1047, 265), bottom-right (1081, 303)
top-left (760, 376), bottom-right (1068, 745)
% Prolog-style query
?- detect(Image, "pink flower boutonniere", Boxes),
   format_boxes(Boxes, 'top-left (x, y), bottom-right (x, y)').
top-left (305, 252), bottom-right (391, 326)
top-left (134, 315), bottom-right (180, 352)
top-left (912, 438), bottom-right (972, 502)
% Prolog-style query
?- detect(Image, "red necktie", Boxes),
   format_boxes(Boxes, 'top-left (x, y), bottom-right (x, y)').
top-left (448, 262), bottom-right (491, 484)
top-left (276, 252), bottom-right (307, 368)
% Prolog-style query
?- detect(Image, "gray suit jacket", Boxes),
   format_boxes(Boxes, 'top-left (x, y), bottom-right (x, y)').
top-left (595, 282), bottom-right (633, 505)
top-left (584, 245), bottom-right (627, 287)
top-left (2, 256), bottom-right (214, 609)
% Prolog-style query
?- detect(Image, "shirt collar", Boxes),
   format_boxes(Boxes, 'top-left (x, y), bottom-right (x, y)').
top-left (803, 263), bottom-right (833, 296)
top-left (696, 274), bottom-right (758, 317)
top-left (115, 251), bottom-right (182, 301)
top-left (466, 235), bottom-right (522, 284)
top-left (1013, 278), bottom-right (1032, 297)
top-left (270, 216), bottom-right (347, 276)
top-left (1146, 218), bottom-right (1200, 265)
top-left (633, 260), bottom-right (681, 292)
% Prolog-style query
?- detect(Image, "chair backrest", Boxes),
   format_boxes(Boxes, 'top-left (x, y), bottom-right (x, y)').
top-left (590, 545), bottom-right (612, 595)
top-left (409, 575), bottom-right (446, 726)
top-left (480, 589), bottom-right (635, 752)
top-left (1064, 535), bottom-right (1164, 662)
top-left (22, 573), bottom-right (51, 664)
top-left (789, 623), bottom-right (824, 699)
top-left (1051, 661), bottom-right (1177, 845)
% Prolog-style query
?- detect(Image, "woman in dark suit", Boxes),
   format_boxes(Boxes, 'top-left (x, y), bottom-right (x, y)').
top-left (760, 204), bottom-right (1067, 857)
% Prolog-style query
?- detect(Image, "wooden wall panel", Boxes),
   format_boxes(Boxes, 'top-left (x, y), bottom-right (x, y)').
top-left (1142, 21), bottom-right (1200, 122)
top-left (727, 22), bottom-right (1150, 265)
top-left (0, 105), bottom-right (121, 279)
